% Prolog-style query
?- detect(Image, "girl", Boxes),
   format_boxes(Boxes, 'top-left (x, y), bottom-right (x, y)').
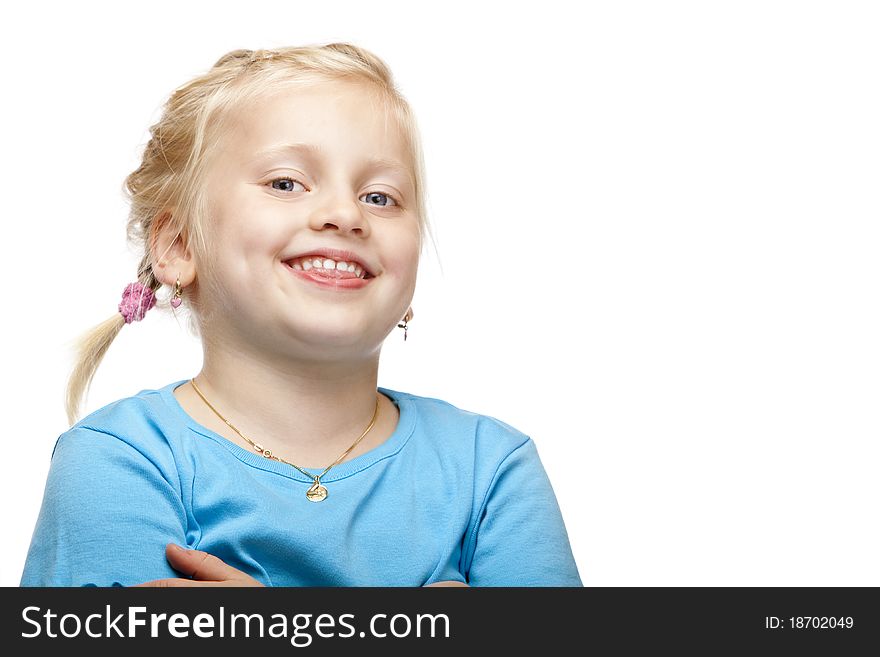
top-left (20, 43), bottom-right (582, 587)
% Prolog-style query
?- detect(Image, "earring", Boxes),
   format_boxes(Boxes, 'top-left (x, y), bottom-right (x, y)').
top-left (397, 311), bottom-right (410, 341)
top-left (170, 274), bottom-right (183, 308)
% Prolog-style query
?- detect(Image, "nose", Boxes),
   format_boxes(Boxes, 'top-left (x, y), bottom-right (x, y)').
top-left (308, 187), bottom-right (370, 236)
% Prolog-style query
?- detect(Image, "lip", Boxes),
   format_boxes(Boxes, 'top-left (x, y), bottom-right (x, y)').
top-left (283, 261), bottom-right (373, 290)
top-left (285, 247), bottom-right (376, 277)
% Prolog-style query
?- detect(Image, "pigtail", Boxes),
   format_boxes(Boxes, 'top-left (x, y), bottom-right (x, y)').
top-left (65, 314), bottom-right (125, 427)
top-left (65, 259), bottom-right (163, 427)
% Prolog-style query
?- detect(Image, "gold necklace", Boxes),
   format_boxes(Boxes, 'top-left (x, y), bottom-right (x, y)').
top-left (188, 377), bottom-right (380, 502)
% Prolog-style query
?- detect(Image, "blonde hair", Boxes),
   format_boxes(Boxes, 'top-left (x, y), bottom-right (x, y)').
top-left (65, 42), bottom-right (438, 427)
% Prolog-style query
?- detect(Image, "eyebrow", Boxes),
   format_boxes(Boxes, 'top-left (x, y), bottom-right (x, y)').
top-left (248, 142), bottom-right (412, 179)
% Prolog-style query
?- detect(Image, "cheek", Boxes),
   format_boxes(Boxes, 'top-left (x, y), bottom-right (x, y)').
top-left (388, 222), bottom-right (421, 268)
top-left (385, 240), bottom-right (420, 279)
top-left (214, 207), bottom-right (288, 257)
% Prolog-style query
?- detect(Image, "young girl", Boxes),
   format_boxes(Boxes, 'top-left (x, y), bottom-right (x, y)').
top-left (20, 43), bottom-right (582, 587)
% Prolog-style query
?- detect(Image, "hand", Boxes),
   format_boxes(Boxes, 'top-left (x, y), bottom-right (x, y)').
top-left (132, 543), bottom-right (265, 587)
top-left (424, 580), bottom-right (470, 587)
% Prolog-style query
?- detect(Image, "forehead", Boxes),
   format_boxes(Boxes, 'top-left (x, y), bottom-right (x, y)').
top-left (219, 80), bottom-right (411, 173)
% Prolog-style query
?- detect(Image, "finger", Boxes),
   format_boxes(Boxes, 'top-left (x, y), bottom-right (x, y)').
top-left (164, 544), bottom-right (237, 581)
top-left (424, 580), bottom-right (470, 587)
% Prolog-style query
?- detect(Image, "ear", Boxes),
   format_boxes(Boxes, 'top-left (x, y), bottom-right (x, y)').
top-left (406, 307), bottom-right (414, 322)
top-left (150, 209), bottom-right (195, 287)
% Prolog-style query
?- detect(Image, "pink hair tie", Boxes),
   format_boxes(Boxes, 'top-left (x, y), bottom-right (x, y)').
top-left (118, 282), bottom-right (157, 324)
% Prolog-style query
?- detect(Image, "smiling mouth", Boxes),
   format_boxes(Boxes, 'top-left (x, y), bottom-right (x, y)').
top-left (283, 261), bottom-right (374, 289)
top-left (283, 260), bottom-right (374, 280)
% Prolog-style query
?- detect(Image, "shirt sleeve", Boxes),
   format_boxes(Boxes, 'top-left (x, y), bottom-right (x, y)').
top-left (464, 438), bottom-right (583, 586)
top-left (20, 427), bottom-right (189, 587)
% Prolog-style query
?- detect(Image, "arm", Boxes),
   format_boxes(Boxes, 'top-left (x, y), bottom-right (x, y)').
top-left (463, 438), bottom-right (582, 586)
top-left (137, 544), bottom-right (462, 587)
top-left (20, 427), bottom-right (189, 587)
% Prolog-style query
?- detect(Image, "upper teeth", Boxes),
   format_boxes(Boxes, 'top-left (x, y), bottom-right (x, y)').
top-left (289, 257), bottom-right (367, 278)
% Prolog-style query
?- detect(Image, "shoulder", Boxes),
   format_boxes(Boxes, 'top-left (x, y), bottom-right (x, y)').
top-left (56, 381), bottom-right (186, 475)
top-left (385, 387), bottom-right (533, 463)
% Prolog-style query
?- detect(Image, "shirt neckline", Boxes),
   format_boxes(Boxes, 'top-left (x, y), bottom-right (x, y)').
top-left (157, 378), bottom-right (417, 483)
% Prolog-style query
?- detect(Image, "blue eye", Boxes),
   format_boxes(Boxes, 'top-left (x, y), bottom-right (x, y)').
top-left (269, 177), bottom-right (307, 193)
top-left (360, 191), bottom-right (398, 207)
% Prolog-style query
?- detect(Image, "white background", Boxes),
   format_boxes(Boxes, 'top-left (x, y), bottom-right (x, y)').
top-left (2, 0), bottom-right (878, 586)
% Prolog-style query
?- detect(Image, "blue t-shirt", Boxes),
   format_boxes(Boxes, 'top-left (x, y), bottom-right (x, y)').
top-left (20, 379), bottom-right (582, 587)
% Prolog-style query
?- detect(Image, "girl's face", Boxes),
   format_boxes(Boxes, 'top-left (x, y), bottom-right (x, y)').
top-left (198, 80), bottom-right (420, 362)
